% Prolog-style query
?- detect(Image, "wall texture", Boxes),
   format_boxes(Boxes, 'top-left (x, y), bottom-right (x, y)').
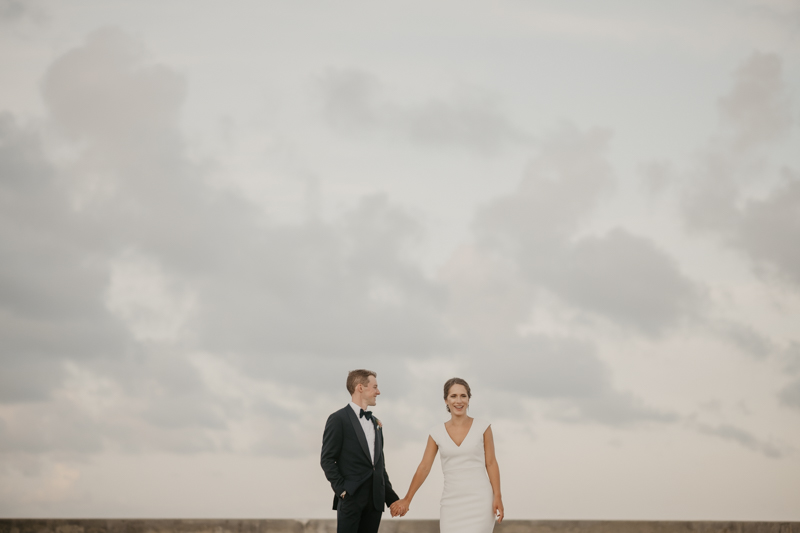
top-left (1, 520), bottom-right (798, 533)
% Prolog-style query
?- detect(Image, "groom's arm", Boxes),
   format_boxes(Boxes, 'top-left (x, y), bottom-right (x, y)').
top-left (383, 469), bottom-right (400, 506)
top-left (321, 413), bottom-right (346, 496)
top-left (381, 430), bottom-right (400, 506)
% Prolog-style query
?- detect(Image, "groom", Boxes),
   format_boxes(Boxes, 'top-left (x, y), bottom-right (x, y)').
top-left (321, 369), bottom-right (400, 533)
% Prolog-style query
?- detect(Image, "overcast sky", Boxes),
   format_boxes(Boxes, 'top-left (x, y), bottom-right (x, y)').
top-left (1, 0), bottom-right (799, 521)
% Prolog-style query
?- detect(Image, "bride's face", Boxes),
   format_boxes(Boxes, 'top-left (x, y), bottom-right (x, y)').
top-left (446, 384), bottom-right (469, 415)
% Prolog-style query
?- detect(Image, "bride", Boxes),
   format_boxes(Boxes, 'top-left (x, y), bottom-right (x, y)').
top-left (390, 377), bottom-right (504, 532)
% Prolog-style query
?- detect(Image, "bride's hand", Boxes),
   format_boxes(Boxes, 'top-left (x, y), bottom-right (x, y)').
top-left (493, 495), bottom-right (504, 523)
top-left (398, 498), bottom-right (411, 516)
top-left (391, 498), bottom-right (410, 517)
top-left (389, 500), bottom-right (401, 517)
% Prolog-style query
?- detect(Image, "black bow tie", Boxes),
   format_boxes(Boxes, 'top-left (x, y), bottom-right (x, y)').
top-left (359, 409), bottom-right (373, 421)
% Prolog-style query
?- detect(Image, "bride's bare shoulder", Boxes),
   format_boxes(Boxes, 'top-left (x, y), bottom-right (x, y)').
top-left (429, 422), bottom-right (444, 444)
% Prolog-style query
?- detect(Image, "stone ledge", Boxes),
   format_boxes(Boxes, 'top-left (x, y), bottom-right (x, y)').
top-left (0, 519), bottom-right (798, 533)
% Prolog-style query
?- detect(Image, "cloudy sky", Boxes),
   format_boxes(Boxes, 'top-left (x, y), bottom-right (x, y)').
top-left (1, 0), bottom-right (799, 521)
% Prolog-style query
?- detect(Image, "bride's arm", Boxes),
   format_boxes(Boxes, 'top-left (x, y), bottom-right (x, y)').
top-left (391, 436), bottom-right (438, 515)
top-left (484, 426), bottom-right (504, 523)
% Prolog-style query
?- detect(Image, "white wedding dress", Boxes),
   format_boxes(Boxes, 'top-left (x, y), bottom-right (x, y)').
top-left (429, 419), bottom-right (495, 533)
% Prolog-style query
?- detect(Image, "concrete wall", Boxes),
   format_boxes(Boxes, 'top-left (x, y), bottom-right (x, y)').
top-left (1, 519), bottom-right (798, 533)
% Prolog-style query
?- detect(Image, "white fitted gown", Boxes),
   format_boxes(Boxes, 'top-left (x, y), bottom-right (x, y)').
top-left (429, 419), bottom-right (495, 533)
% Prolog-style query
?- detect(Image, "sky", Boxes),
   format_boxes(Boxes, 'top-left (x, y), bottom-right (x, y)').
top-left (1, 0), bottom-right (799, 521)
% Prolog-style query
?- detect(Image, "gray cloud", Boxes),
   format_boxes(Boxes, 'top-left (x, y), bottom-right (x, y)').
top-left (475, 125), bottom-right (702, 335)
top-left (0, 0), bottom-right (36, 22)
top-left (0, 0), bottom-right (23, 18)
top-left (683, 51), bottom-right (794, 230)
top-left (687, 163), bottom-right (800, 283)
top-left (2, 26), bottom-right (788, 471)
top-left (713, 320), bottom-right (776, 359)
top-left (475, 123), bottom-right (614, 250)
top-left (321, 69), bottom-right (380, 132)
top-left (718, 51), bottom-right (793, 150)
top-left (439, 246), bottom-right (533, 342)
top-left (556, 390), bottom-right (677, 426)
top-left (43, 27), bottom-right (185, 148)
top-left (778, 378), bottom-right (800, 411)
top-left (440, 247), bottom-right (678, 426)
top-left (0, 28), bottom-right (453, 459)
top-left (639, 160), bottom-right (674, 196)
top-left (196, 194), bottom-right (448, 361)
top-left (0, 113), bottom-right (133, 402)
top-left (783, 342), bottom-right (800, 375)
top-left (471, 334), bottom-right (678, 426)
top-left (736, 170), bottom-right (800, 284)
top-left (4, 33), bottom-right (681, 451)
top-left (681, 52), bottom-right (799, 287)
top-left (320, 68), bottom-right (527, 153)
top-left (691, 420), bottom-right (784, 459)
top-left (546, 229), bottom-right (703, 335)
top-left (680, 147), bottom-right (740, 233)
top-left (485, 336), bottom-right (677, 425)
top-left (142, 394), bottom-right (228, 431)
top-left (0, 402), bottom-right (105, 455)
top-left (678, 51), bottom-right (800, 418)
top-left (476, 335), bottom-right (610, 399)
top-left (0, 357), bottom-right (64, 403)
top-left (37, 31), bottom-right (449, 364)
top-left (439, 124), bottom-right (700, 423)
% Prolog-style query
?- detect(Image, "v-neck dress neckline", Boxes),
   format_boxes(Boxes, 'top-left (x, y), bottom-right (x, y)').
top-left (444, 418), bottom-right (475, 448)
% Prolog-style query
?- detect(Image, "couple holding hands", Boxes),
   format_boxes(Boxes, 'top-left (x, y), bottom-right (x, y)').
top-left (321, 369), bottom-right (504, 533)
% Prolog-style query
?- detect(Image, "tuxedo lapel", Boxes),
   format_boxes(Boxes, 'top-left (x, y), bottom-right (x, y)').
top-left (373, 419), bottom-right (382, 464)
top-left (345, 405), bottom-right (372, 463)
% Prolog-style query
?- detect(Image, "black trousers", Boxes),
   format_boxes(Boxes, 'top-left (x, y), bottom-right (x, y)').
top-left (337, 477), bottom-right (382, 533)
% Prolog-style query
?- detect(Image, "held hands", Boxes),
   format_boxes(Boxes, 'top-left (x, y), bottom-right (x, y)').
top-left (493, 495), bottom-right (504, 523)
top-left (390, 498), bottom-right (410, 517)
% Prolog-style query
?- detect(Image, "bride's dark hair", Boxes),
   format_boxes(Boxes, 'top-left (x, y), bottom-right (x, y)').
top-left (443, 377), bottom-right (472, 412)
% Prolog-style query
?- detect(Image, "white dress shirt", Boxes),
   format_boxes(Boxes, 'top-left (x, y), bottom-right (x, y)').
top-left (349, 401), bottom-right (376, 464)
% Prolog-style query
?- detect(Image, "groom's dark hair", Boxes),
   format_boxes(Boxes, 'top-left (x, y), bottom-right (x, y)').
top-left (347, 369), bottom-right (377, 394)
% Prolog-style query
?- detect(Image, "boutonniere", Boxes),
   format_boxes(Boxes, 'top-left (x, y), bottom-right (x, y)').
top-left (374, 417), bottom-right (383, 429)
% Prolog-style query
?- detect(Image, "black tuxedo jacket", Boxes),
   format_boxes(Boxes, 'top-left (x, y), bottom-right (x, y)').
top-left (320, 405), bottom-right (400, 511)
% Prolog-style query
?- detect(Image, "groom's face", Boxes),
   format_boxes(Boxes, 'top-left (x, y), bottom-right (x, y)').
top-left (362, 375), bottom-right (380, 406)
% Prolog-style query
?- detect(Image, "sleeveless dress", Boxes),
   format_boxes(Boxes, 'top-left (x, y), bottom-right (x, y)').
top-left (429, 419), bottom-right (495, 533)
